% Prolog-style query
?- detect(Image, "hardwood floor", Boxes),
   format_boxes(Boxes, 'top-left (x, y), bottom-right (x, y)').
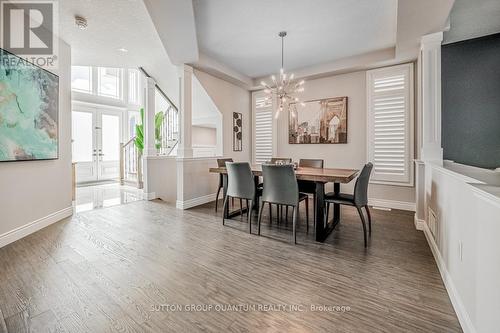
top-left (0, 199), bottom-right (462, 332)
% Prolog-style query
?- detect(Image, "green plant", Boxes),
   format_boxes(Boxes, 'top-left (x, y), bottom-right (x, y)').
top-left (134, 108), bottom-right (165, 153)
top-left (134, 108), bottom-right (144, 153)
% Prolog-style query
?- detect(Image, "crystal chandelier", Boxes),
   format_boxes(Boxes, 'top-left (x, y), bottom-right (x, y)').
top-left (261, 31), bottom-right (305, 119)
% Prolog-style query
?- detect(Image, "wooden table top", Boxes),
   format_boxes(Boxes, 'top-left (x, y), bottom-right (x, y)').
top-left (209, 165), bottom-right (359, 183)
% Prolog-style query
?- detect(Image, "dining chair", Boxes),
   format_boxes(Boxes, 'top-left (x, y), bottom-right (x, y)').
top-left (270, 157), bottom-right (292, 164)
top-left (222, 162), bottom-right (260, 233)
top-left (215, 158), bottom-right (233, 212)
top-left (257, 164), bottom-right (309, 244)
top-left (324, 163), bottom-right (373, 247)
top-left (298, 159), bottom-right (324, 231)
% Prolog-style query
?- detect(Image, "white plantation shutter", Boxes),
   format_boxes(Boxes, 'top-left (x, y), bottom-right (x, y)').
top-left (253, 91), bottom-right (274, 163)
top-left (367, 64), bottom-right (414, 185)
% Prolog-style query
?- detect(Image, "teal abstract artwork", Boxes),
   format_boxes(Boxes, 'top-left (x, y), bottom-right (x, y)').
top-left (0, 48), bottom-right (59, 161)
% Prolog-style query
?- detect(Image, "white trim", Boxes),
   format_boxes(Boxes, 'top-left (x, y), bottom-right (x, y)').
top-left (414, 215), bottom-right (425, 230)
top-left (368, 198), bottom-right (415, 211)
top-left (143, 192), bottom-right (158, 200)
top-left (422, 222), bottom-right (475, 333)
top-left (366, 63), bottom-right (414, 186)
top-left (176, 193), bottom-right (217, 210)
top-left (0, 207), bottom-right (73, 249)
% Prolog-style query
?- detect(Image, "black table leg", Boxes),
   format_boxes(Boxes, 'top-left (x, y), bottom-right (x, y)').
top-left (315, 182), bottom-right (325, 242)
top-left (333, 182), bottom-right (340, 225)
top-left (253, 175), bottom-right (260, 211)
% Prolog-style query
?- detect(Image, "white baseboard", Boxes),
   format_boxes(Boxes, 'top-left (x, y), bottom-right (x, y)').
top-left (176, 193), bottom-right (216, 210)
top-left (422, 222), bottom-right (475, 333)
top-left (143, 192), bottom-right (157, 200)
top-left (0, 206), bottom-right (73, 249)
top-left (368, 198), bottom-right (416, 212)
top-left (414, 216), bottom-right (425, 230)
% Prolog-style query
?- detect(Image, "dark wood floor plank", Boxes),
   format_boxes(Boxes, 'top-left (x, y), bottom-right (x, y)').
top-left (0, 199), bottom-right (462, 332)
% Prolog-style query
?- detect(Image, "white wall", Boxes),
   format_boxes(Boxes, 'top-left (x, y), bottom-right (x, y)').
top-left (424, 163), bottom-right (500, 333)
top-left (275, 70), bottom-right (416, 205)
top-left (193, 69), bottom-right (251, 161)
top-left (0, 41), bottom-right (73, 247)
top-left (173, 69), bottom-right (251, 208)
top-left (192, 126), bottom-right (217, 146)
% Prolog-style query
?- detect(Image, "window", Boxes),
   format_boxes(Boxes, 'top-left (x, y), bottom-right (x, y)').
top-left (367, 63), bottom-right (414, 186)
top-left (71, 66), bottom-right (92, 93)
top-left (98, 67), bottom-right (121, 99)
top-left (252, 91), bottom-right (274, 163)
top-left (128, 69), bottom-right (140, 105)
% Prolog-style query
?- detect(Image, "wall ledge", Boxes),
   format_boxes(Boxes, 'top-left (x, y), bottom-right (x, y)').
top-left (0, 206), bottom-right (73, 249)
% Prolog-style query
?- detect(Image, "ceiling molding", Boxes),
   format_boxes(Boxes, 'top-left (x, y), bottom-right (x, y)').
top-left (191, 53), bottom-right (254, 89)
top-left (396, 0), bottom-right (455, 57)
top-left (251, 47), bottom-right (397, 89)
top-left (143, 0), bottom-right (199, 65)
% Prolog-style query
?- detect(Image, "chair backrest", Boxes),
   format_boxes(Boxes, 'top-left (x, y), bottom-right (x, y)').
top-left (217, 158), bottom-right (233, 168)
top-left (226, 162), bottom-right (255, 200)
top-left (261, 164), bottom-right (299, 206)
top-left (270, 157), bottom-right (292, 164)
top-left (299, 159), bottom-right (324, 169)
top-left (353, 163), bottom-right (373, 206)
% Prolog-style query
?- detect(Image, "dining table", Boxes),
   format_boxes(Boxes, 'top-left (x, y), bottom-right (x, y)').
top-left (209, 165), bottom-right (359, 242)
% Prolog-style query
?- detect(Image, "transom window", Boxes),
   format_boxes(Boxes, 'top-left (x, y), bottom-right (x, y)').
top-left (98, 67), bottom-right (121, 99)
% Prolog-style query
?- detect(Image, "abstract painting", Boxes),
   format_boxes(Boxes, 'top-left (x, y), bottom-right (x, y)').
top-left (233, 112), bottom-right (242, 151)
top-left (289, 96), bottom-right (347, 144)
top-left (0, 48), bottom-right (59, 161)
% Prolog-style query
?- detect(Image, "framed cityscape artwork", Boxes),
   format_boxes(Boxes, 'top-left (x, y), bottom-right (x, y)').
top-left (289, 96), bottom-right (347, 144)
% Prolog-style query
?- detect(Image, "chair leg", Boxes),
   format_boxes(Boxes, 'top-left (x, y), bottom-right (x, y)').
top-left (326, 203), bottom-right (330, 223)
top-left (305, 198), bottom-right (309, 234)
top-left (269, 203), bottom-right (272, 224)
top-left (222, 196), bottom-right (230, 225)
top-left (292, 206), bottom-right (297, 244)
top-left (257, 202), bottom-right (265, 235)
top-left (248, 200), bottom-right (253, 234)
top-left (215, 186), bottom-right (221, 212)
top-left (239, 198), bottom-right (243, 221)
top-left (246, 199), bottom-right (250, 221)
top-left (285, 206), bottom-right (289, 223)
top-left (356, 206), bottom-right (368, 247)
top-left (365, 205), bottom-right (372, 235)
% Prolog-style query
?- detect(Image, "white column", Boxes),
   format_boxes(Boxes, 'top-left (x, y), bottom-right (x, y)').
top-left (415, 31), bottom-right (444, 227)
top-left (177, 65), bottom-right (193, 158)
top-left (144, 77), bottom-right (157, 158)
top-left (420, 32), bottom-right (444, 164)
top-left (142, 76), bottom-right (157, 199)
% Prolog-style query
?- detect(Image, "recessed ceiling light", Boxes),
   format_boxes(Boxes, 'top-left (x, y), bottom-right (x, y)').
top-left (75, 15), bottom-right (88, 30)
top-left (117, 48), bottom-right (128, 53)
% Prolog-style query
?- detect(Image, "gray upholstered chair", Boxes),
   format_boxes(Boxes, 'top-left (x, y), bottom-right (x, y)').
top-left (266, 157), bottom-right (293, 222)
top-left (215, 158), bottom-right (233, 212)
top-left (298, 159), bottom-right (324, 231)
top-left (257, 164), bottom-right (309, 244)
top-left (223, 162), bottom-right (259, 233)
top-left (324, 163), bottom-right (373, 247)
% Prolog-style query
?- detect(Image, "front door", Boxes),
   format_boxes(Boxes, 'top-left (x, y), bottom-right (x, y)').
top-left (72, 105), bottom-right (123, 184)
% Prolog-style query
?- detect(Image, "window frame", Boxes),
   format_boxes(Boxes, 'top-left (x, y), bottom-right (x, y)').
top-left (71, 65), bottom-right (93, 94)
top-left (97, 67), bottom-right (123, 100)
top-left (366, 63), bottom-right (414, 187)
